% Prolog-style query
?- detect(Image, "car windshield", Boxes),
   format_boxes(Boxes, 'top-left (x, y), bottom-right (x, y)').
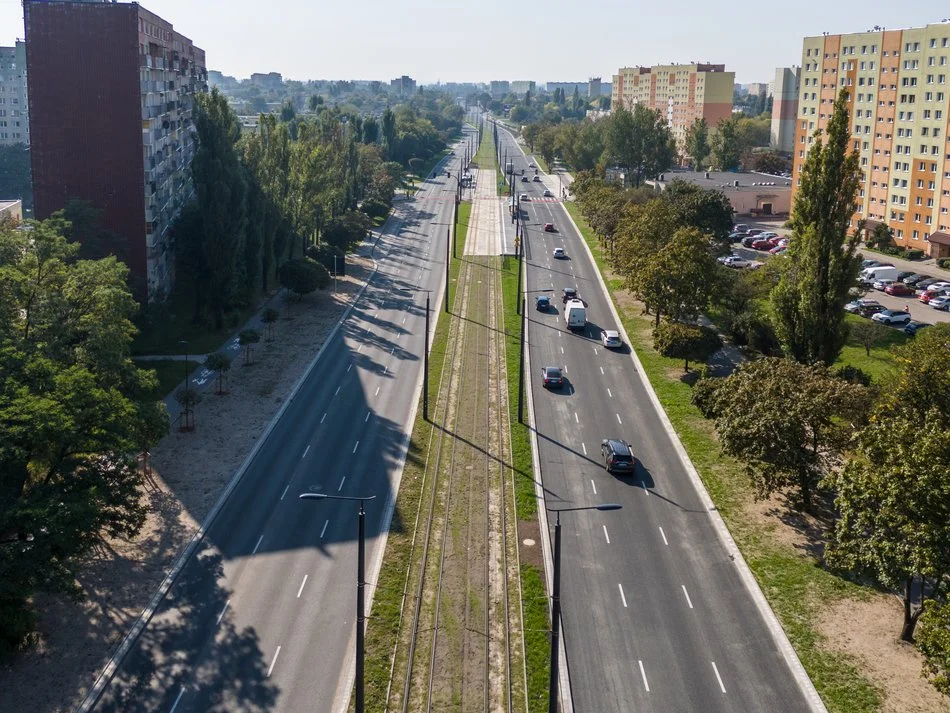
top-left (546, 368), bottom-right (560, 377)
top-left (612, 452), bottom-right (632, 462)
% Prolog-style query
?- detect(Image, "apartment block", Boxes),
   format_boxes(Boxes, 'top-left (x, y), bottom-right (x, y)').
top-left (390, 75), bottom-right (416, 95)
top-left (793, 23), bottom-right (950, 258)
top-left (611, 63), bottom-right (734, 147)
top-left (0, 40), bottom-right (29, 146)
top-left (509, 80), bottom-right (536, 97)
top-left (771, 67), bottom-right (800, 153)
top-left (490, 80), bottom-right (510, 99)
top-left (24, 0), bottom-right (207, 301)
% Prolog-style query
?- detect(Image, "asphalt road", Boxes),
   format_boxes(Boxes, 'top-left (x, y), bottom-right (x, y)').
top-left (86, 131), bottom-right (476, 713)
top-left (494, 123), bottom-right (822, 713)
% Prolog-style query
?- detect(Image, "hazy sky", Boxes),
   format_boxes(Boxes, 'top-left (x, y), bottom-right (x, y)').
top-left (0, 0), bottom-right (942, 85)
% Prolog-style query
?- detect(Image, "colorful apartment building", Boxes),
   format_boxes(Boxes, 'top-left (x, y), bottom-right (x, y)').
top-left (24, 0), bottom-right (207, 301)
top-left (0, 40), bottom-right (29, 146)
top-left (793, 23), bottom-right (950, 258)
top-left (611, 63), bottom-right (734, 148)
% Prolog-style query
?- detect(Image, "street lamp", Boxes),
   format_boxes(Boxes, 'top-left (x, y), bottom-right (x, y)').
top-left (546, 503), bottom-right (623, 713)
top-left (299, 493), bottom-right (377, 713)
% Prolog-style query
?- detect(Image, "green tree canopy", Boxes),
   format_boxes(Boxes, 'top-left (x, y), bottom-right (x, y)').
top-left (279, 257), bottom-right (331, 297)
top-left (684, 118), bottom-right (710, 169)
top-left (710, 115), bottom-right (742, 171)
top-left (653, 321), bottom-right (722, 372)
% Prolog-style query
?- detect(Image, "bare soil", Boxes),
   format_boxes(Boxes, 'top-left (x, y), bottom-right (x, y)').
top-left (0, 257), bottom-right (372, 713)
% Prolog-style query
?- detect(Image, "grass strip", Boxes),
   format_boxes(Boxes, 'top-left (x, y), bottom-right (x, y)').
top-left (562, 200), bottom-right (882, 713)
top-left (137, 359), bottom-right (202, 398)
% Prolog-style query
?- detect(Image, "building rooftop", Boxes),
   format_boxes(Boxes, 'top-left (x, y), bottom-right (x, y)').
top-left (0, 200), bottom-right (21, 212)
top-left (654, 170), bottom-right (792, 194)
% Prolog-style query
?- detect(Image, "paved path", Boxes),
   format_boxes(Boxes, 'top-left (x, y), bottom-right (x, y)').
top-left (463, 168), bottom-right (507, 256)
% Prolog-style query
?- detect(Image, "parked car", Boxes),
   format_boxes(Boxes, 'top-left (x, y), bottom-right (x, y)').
top-left (873, 279), bottom-right (895, 291)
top-left (600, 330), bottom-right (623, 348)
top-left (543, 189), bottom-right (554, 197)
top-left (885, 282), bottom-right (915, 296)
top-left (733, 224), bottom-right (750, 233)
top-left (929, 295), bottom-right (950, 311)
top-left (759, 231), bottom-right (779, 239)
top-left (533, 175), bottom-right (542, 182)
top-left (861, 259), bottom-right (883, 269)
top-left (601, 439), bottom-right (635, 474)
top-left (541, 366), bottom-right (563, 389)
top-left (741, 236), bottom-right (760, 248)
top-left (926, 281), bottom-right (950, 293)
top-left (766, 236), bottom-right (784, 247)
top-left (872, 309), bottom-right (912, 325)
top-left (845, 298), bottom-right (882, 314)
top-left (920, 288), bottom-right (949, 303)
top-left (769, 245), bottom-right (787, 256)
top-left (562, 287), bottom-right (578, 303)
top-left (895, 271), bottom-right (915, 282)
top-left (729, 231), bottom-right (748, 240)
top-left (777, 238), bottom-right (790, 248)
top-left (720, 255), bottom-right (751, 268)
top-left (903, 273), bottom-right (931, 285)
top-left (752, 239), bottom-right (772, 250)
top-left (904, 321), bottom-right (932, 336)
top-left (746, 228), bottom-right (764, 237)
top-left (917, 278), bottom-right (940, 290)
top-left (553, 247), bottom-right (566, 259)
top-left (544, 222), bottom-right (556, 232)
top-left (535, 295), bottom-right (551, 311)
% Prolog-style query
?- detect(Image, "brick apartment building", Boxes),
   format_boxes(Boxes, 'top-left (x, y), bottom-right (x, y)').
top-left (611, 63), bottom-right (735, 149)
top-left (793, 23), bottom-right (950, 258)
top-left (24, 0), bottom-right (207, 300)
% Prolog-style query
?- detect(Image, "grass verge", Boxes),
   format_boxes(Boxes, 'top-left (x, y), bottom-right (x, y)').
top-left (562, 200), bottom-right (882, 713)
top-left (834, 313), bottom-right (909, 382)
top-left (137, 359), bottom-right (202, 398)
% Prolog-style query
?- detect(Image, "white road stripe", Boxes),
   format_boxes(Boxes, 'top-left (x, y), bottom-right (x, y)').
top-left (603, 525), bottom-right (610, 544)
top-left (320, 412), bottom-right (327, 424)
top-left (297, 575), bottom-right (309, 598)
top-left (346, 364), bottom-right (352, 373)
top-left (618, 583), bottom-right (628, 607)
top-left (659, 526), bottom-right (669, 545)
top-left (365, 411), bottom-right (371, 422)
top-left (591, 479), bottom-right (597, 494)
top-left (252, 535), bottom-right (264, 554)
top-left (357, 344), bottom-right (364, 353)
top-left (170, 687), bottom-right (186, 713)
top-left (215, 600), bottom-right (230, 626)
top-left (607, 388), bottom-right (613, 398)
top-left (682, 585), bottom-right (694, 609)
top-left (338, 476), bottom-right (346, 491)
top-left (600, 366), bottom-right (605, 375)
top-left (320, 519), bottom-right (329, 538)
top-left (574, 412), bottom-right (579, 423)
top-left (616, 413), bottom-right (623, 425)
top-left (711, 662), bottom-right (726, 693)
top-left (581, 442), bottom-right (587, 455)
top-left (334, 386), bottom-right (341, 396)
top-left (352, 440), bottom-right (360, 454)
top-left (267, 646), bottom-right (282, 677)
top-left (639, 660), bottom-right (650, 692)
top-left (280, 485), bottom-right (290, 501)
top-left (303, 445), bottom-right (310, 458)
top-left (375, 386), bottom-right (381, 397)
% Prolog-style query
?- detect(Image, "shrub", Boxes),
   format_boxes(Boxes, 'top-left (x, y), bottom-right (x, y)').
top-left (938, 257), bottom-right (950, 269)
top-left (691, 372), bottom-right (726, 418)
top-left (905, 248), bottom-right (925, 260)
top-left (834, 364), bottom-right (872, 386)
top-left (360, 198), bottom-right (390, 221)
top-left (731, 311), bottom-right (779, 355)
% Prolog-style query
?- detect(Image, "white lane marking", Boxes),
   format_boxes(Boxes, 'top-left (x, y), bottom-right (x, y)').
top-left (659, 526), bottom-right (669, 546)
top-left (618, 583), bottom-right (628, 608)
top-left (346, 363), bottom-right (352, 373)
top-left (320, 412), bottom-right (327, 424)
top-left (603, 525), bottom-right (611, 544)
top-left (600, 366), bottom-right (605, 375)
top-left (334, 386), bottom-right (341, 396)
top-left (352, 440), bottom-right (360, 454)
top-left (358, 344), bottom-right (364, 353)
top-left (215, 599), bottom-right (231, 626)
top-left (375, 386), bottom-right (381, 397)
top-left (373, 311), bottom-right (378, 319)
top-left (639, 660), bottom-right (650, 692)
top-left (574, 412), bottom-right (579, 424)
top-left (682, 585), bottom-right (694, 609)
top-left (591, 479), bottom-right (597, 494)
top-left (607, 388), bottom-right (613, 398)
top-left (383, 365), bottom-right (388, 375)
top-left (616, 413), bottom-right (623, 425)
top-left (170, 687), bottom-right (186, 713)
top-left (365, 411), bottom-right (371, 422)
top-left (391, 347), bottom-right (395, 355)
top-left (338, 476), bottom-right (346, 491)
top-left (303, 445), bottom-right (310, 458)
top-left (593, 347), bottom-right (598, 355)
top-left (560, 346), bottom-right (564, 354)
top-left (402, 316), bottom-right (407, 324)
top-left (320, 520), bottom-right (329, 538)
top-left (581, 442), bottom-right (587, 455)
top-left (280, 484), bottom-right (290, 501)
top-left (252, 535), bottom-right (264, 554)
top-left (297, 575), bottom-right (309, 598)
top-left (558, 331), bottom-right (561, 338)
top-left (267, 645), bottom-right (282, 677)
top-left (711, 662), bottom-right (726, 693)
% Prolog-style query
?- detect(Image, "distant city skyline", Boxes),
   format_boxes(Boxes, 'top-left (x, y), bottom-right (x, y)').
top-left (0, 0), bottom-right (943, 85)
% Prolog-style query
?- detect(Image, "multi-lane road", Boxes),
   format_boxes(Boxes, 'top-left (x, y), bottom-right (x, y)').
top-left (84, 131), bottom-right (476, 713)
top-left (494, 123), bottom-right (825, 713)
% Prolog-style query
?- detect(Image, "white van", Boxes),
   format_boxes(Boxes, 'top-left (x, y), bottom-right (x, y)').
top-left (859, 266), bottom-right (899, 284)
top-left (565, 299), bottom-right (587, 331)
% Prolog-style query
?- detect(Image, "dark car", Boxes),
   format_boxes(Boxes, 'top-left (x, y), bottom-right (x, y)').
top-left (857, 303), bottom-right (887, 318)
top-left (885, 282), bottom-right (915, 296)
top-left (895, 271), bottom-right (915, 282)
top-left (729, 231), bottom-right (748, 240)
top-left (535, 295), bottom-right (551, 311)
top-left (904, 321), bottom-right (932, 336)
top-left (521, 176), bottom-right (529, 182)
top-left (903, 273), bottom-right (931, 285)
top-left (601, 439), bottom-right (635, 474)
top-left (741, 236), bottom-right (760, 248)
top-left (541, 366), bottom-right (563, 389)
top-left (917, 278), bottom-right (940, 290)
top-left (562, 287), bottom-right (578, 303)
top-left (752, 239), bottom-right (772, 250)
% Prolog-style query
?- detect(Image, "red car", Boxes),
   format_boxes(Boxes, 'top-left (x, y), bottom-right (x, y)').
top-left (921, 288), bottom-right (950, 303)
top-left (767, 236), bottom-right (784, 247)
top-left (885, 282), bottom-right (914, 296)
top-left (752, 239), bottom-right (772, 250)
top-left (543, 223), bottom-right (556, 232)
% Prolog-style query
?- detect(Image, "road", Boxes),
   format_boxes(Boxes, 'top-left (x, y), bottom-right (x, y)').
top-left (493, 122), bottom-right (824, 713)
top-left (84, 130), bottom-right (476, 713)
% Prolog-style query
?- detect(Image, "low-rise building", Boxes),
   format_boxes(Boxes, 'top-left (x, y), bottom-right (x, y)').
top-left (490, 80), bottom-right (509, 99)
top-left (0, 199), bottom-right (23, 223)
top-left (250, 71), bottom-right (282, 89)
top-left (649, 171), bottom-right (792, 217)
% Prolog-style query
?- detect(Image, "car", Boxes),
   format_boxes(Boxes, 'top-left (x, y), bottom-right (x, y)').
top-left (562, 287), bottom-right (578, 303)
top-left (535, 295), bottom-right (551, 311)
top-left (553, 247), bottom-right (566, 259)
top-left (904, 321), bottom-right (932, 336)
top-left (903, 273), bottom-right (931, 285)
top-left (752, 239), bottom-right (772, 250)
top-left (769, 245), bottom-right (787, 255)
top-left (733, 224), bottom-right (750, 233)
top-left (541, 366), bottom-right (563, 389)
top-left (873, 279), bottom-right (895, 291)
top-left (930, 295), bottom-right (950, 311)
top-left (777, 238), bottom-right (791, 248)
top-left (861, 259), bottom-right (883, 269)
top-left (740, 236), bottom-right (759, 248)
top-left (601, 329), bottom-right (623, 348)
top-left (858, 303), bottom-right (887, 318)
top-left (871, 309), bottom-right (912, 325)
top-left (729, 231), bottom-right (748, 240)
top-left (601, 439), bottom-right (635, 474)
top-left (895, 271), bottom-right (915, 282)
top-left (926, 281), bottom-right (950, 293)
top-left (759, 231), bottom-right (780, 239)
top-left (746, 228), bottom-right (764, 237)
top-left (845, 298), bottom-right (882, 313)
top-left (720, 255), bottom-right (751, 268)
top-left (885, 282), bottom-right (915, 296)
top-left (519, 193), bottom-right (530, 201)
top-left (765, 235), bottom-right (783, 246)
top-left (528, 162), bottom-right (536, 168)
top-left (543, 222), bottom-right (556, 232)
top-left (521, 176), bottom-right (529, 182)
top-left (543, 189), bottom-right (554, 197)
top-left (917, 278), bottom-right (940, 290)
top-left (533, 175), bottom-right (541, 182)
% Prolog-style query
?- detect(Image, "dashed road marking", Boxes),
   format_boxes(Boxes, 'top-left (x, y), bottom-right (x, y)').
top-left (215, 600), bottom-right (230, 626)
top-left (320, 519), bottom-right (329, 538)
top-left (338, 476), bottom-right (346, 491)
top-left (618, 583), bottom-right (628, 608)
top-left (267, 646), bottom-right (282, 677)
top-left (682, 585), bottom-right (694, 609)
top-left (711, 662), bottom-right (726, 693)
top-left (281, 485), bottom-right (290, 501)
top-left (297, 575), bottom-right (309, 598)
top-left (253, 535), bottom-right (264, 554)
top-left (303, 445), bottom-right (310, 458)
top-left (659, 527), bottom-right (669, 545)
top-left (639, 660), bottom-right (650, 692)
top-left (603, 525), bottom-right (610, 544)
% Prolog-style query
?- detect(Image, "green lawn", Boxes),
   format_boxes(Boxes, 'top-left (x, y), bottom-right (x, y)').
top-left (834, 313), bottom-right (908, 382)
top-left (562, 200), bottom-right (883, 713)
top-left (137, 359), bottom-right (202, 398)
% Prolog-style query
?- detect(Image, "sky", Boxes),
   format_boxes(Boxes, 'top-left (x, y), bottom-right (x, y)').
top-left (0, 0), bottom-right (943, 85)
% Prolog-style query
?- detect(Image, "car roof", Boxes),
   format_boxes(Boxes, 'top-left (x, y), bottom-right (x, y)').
top-left (604, 438), bottom-right (631, 452)
top-left (603, 329), bottom-right (620, 337)
top-left (563, 287), bottom-right (576, 293)
top-left (544, 365), bottom-right (561, 373)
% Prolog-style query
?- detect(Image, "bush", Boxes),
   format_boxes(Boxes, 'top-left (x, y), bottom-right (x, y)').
top-left (279, 257), bottom-right (331, 297)
top-left (360, 198), bottom-right (390, 221)
top-left (938, 257), bottom-right (950, 269)
top-left (731, 311), bottom-right (779, 355)
top-left (653, 321), bottom-right (723, 373)
top-left (306, 243), bottom-right (345, 275)
top-left (905, 248), bottom-right (925, 260)
top-left (691, 373), bottom-right (725, 418)
top-left (834, 364), bottom-right (872, 386)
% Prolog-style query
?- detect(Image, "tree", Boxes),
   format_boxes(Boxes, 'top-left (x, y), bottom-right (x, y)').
top-left (710, 116), bottom-right (741, 171)
top-left (279, 101), bottom-right (296, 123)
top-left (260, 307), bottom-right (279, 341)
top-left (307, 94), bottom-right (324, 112)
top-left (606, 106), bottom-right (675, 186)
top-left (205, 352), bottom-right (232, 395)
top-left (918, 600), bottom-right (950, 693)
top-left (699, 358), bottom-right (868, 510)
top-left (868, 222), bottom-right (894, 251)
top-left (771, 88), bottom-right (863, 365)
top-left (238, 329), bottom-right (261, 366)
top-left (661, 180), bottom-right (735, 250)
top-left (279, 257), bottom-right (331, 298)
top-left (323, 210), bottom-right (371, 252)
top-left (361, 116), bottom-right (379, 144)
top-left (653, 322), bottom-right (722, 372)
top-left (381, 108), bottom-right (397, 158)
top-left (752, 151), bottom-right (790, 175)
top-left (849, 319), bottom-right (891, 357)
top-left (0, 218), bottom-right (167, 656)
top-left (684, 118), bottom-right (710, 169)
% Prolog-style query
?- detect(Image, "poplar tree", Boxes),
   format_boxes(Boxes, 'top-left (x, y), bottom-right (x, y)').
top-left (771, 88), bottom-right (863, 365)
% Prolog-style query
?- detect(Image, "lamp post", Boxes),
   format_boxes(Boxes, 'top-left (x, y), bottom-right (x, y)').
top-left (546, 503), bottom-right (623, 713)
top-left (299, 493), bottom-right (377, 713)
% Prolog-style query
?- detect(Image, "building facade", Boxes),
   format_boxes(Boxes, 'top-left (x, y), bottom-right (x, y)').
top-left (0, 40), bottom-right (29, 146)
top-left (509, 80), bottom-right (536, 97)
top-left (390, 75), bottom-right (416, 94)
top-left (793, 24), bottom-right (950, 257)
top-left (588, 77), bottom-right (602, 98)
top-left (546, 81), bottom-right (587, 96)
top-left (771, 67), bottom-right (800, 153)
top-left (611, 63), bottom-right (734, 146)
top-left (25, 0), bottom-right (207, 301)
top-left (249, 71), bottom-right (282, 89)
top-left (490, 80), bottom-right (509, 99)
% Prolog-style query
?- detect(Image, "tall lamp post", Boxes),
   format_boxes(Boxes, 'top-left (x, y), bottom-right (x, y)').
top-left (299, 493), bottom-right (377, 713)
top-left (546, 503), bottom-right (623, 713)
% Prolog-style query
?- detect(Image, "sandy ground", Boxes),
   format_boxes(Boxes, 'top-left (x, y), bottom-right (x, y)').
top-left (0, 256), bottom-right (373, 713)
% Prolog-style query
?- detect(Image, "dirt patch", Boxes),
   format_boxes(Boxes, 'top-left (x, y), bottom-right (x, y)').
top-left (818, 596), bottom-right (950, 713)
top-left (517, 519), bottom-right (544, 572)
top-left (0, 256), bottom-right (373, 713)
